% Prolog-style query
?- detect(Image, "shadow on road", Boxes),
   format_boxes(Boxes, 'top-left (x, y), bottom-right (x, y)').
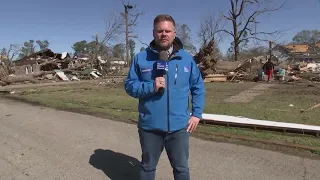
top-left (89, 149), bottom-right (140, 180)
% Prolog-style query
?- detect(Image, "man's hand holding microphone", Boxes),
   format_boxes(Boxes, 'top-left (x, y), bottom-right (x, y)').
top-left (154, 77), bottom-right (165, 92)
top-left (154, 51), bottom-right (168, 94)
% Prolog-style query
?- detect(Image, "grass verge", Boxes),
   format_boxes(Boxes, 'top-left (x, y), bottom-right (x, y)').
top-left (3, 81), bottom-right (320, 158)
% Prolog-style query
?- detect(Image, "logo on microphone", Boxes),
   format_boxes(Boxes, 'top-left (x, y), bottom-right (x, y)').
top-left (156, 61), bottom-right (168, 71)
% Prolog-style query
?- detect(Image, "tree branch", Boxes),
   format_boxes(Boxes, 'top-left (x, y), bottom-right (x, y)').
top-left (217, 29), bottom-right (235, 37)
top-left (100, 12), bottom-right (125, 46)
top-left (128, 12), bottom-right (143, 27)
top-left (135, 38), bottom-right (150, 49)
top-left (198, 13), bottom-right (226, 46)
top-left (7, 44), bottom-right (21, 61)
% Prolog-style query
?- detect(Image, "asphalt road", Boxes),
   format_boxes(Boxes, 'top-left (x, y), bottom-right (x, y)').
top-left (1, 98), bottom-right (319, 180)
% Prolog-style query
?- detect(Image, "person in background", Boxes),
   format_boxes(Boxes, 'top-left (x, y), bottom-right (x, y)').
top-left (278, 67), bottom-right (286, 82)
top-left (257, 68), bottom-right (264, 81)
top-left (124, 14), bottom-right (205, 180)
top-left (262, 59), bottom-right (275, 82)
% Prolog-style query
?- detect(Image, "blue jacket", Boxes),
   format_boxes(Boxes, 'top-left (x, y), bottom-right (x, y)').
top-left (124, 38), bottom-right (205, 132)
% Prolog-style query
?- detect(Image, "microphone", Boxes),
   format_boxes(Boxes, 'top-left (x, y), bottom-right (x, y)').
top-left (156, 51), bottom-right (168, 94)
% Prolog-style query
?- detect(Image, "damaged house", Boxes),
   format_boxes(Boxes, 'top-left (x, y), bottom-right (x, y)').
top-left (13, 48), bottom-right (71, 75)
top-left (272, 42), bottom-right (320, 63)
top-left (2, 47), bottom-right (128, 85)
top-left (272, 42), bottom-right (320, 73)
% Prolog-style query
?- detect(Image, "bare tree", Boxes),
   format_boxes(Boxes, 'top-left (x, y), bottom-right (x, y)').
top-left (0, 44), bottom-right (22, 85)
top-left (220, 0), bottom-right (287, 61)
top-left (198, 13), bottom-right (225, 47)
top-left (176, 23), bottom-right (197, 55)
top-left (6, 44), bottom-right (21, 61)
top-left (91, 12), bottom-right (125, 68)
top-left (194, 13), bottom-right (225, 76)
top-left (99, 12), bottom-right (125, 47)
top-left (0, 44), bottom-right (21, 70)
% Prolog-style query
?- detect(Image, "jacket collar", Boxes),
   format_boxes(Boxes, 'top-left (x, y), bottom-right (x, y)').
top-left (147, 37), bottom-right (184, 59)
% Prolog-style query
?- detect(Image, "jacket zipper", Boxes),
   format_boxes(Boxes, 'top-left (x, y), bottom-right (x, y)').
top-left (174, 64), bottom-right (178, 85)
top-left (167, 63), bottom-right (170, 133)
top-left (167, 54), bottom-right (178, 133)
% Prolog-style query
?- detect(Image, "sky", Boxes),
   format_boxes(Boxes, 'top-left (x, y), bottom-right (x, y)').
top-left (1, 0), bottom-right (320, 57)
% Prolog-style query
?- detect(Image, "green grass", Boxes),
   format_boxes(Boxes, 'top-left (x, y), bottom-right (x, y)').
top-left (5, 81), bottom-right (320, 156)
top-left (204, 83), bottom-right (320, 125)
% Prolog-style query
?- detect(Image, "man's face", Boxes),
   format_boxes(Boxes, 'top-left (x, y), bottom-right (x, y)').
top-left (153, 21), bottom-right (176, 50)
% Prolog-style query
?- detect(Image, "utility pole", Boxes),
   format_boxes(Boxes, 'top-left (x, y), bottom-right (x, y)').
top-left (123, 4), bottom-right (133, 67)
top-left (120, 0), bottom-right (143, 67)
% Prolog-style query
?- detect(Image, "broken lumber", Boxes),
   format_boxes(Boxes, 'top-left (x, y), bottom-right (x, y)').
top-left (201, 113), bottom-right (320, 137)
top-left (204, 74), bottom-right (227, 82)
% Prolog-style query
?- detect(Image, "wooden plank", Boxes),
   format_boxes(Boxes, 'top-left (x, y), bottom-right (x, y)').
top-left (204, 74), bottom-right (227, 82)
top-left (202, 113), bottom-right (320, 132)
top-left (204, 77), bottom-right (227, 82)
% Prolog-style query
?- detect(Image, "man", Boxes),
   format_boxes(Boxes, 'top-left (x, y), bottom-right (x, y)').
top-left (262, 58), bottom-right (275, 82)
top-left (124, 14), bottom-right (205, 180)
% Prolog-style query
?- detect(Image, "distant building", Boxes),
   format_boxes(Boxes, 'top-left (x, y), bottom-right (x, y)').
top-left (272, 42), bottom-right (320, 63)
top-left (0, 55), bottom-right (8, 61)
top-left (12, 48), bottom-right (71, 75)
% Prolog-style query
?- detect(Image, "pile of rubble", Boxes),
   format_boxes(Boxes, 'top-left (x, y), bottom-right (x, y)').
top-left (203, 57), bottom-right (265, 83)
top-left (200, 42), bottom-right (320, 83)
top-left (285, 61), bottom-right (320, 82)
top-left (0, 48), bottom-right (127, 86)
top-left (202, 56), bottom-right (320, 83)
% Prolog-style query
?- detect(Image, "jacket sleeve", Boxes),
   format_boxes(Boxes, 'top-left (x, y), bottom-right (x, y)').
top-left (124, 55), bottom-right (156, 99)
top-left (189, 59), bottom-right (205, 120)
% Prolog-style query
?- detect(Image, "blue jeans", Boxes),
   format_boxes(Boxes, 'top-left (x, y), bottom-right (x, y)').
top-left (138, 127), bottom-right (190, 180)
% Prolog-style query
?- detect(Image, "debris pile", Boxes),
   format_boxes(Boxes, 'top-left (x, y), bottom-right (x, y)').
top-left (0, 48), bottom-right (127, 86)
top-left (285, 62), bottom-right (320, 82)
top-left (200, 57), bottom-right (265, 83)
top-left (192, 39), bottom-right (269, 83)
top-left (196, 41), bottom-right (320, 83)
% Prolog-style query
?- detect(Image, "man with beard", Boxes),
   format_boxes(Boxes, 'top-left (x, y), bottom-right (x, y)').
top-left (124, 14), bottom-right (205, 180)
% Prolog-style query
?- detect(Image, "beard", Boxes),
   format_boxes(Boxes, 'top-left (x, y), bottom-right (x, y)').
top-left (157, 41), bottom-right (173, 51)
